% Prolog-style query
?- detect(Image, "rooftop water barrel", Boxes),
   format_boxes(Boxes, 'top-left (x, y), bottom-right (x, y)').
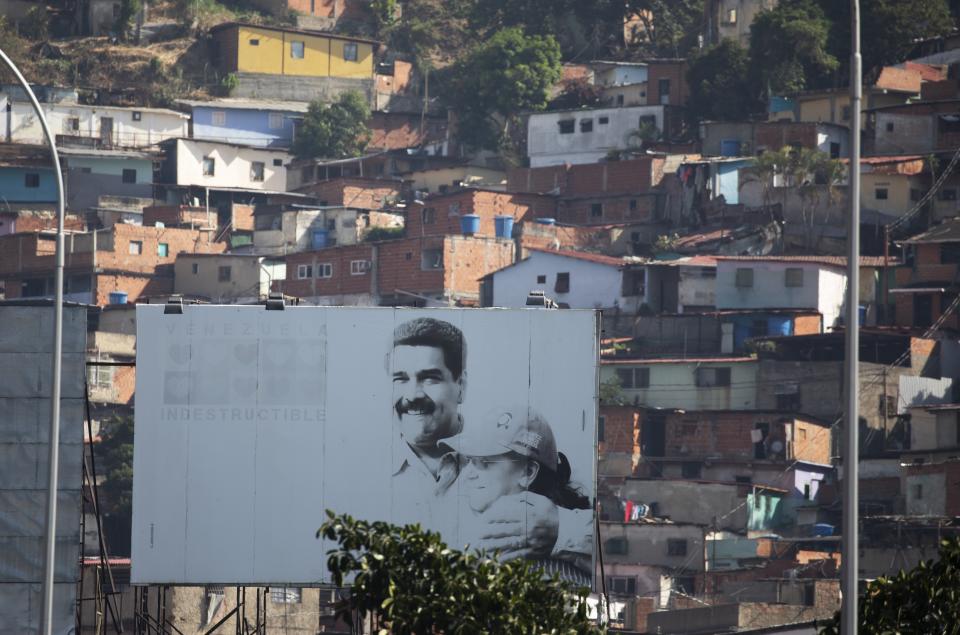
top-left (460, 214), bottom-right (481, 235)
top-left (537, 217), bottom-right (556, 225)
top-left (494, 215), bottom-right (514, 238)
top-left (109, 291), bottom-right (128, 305)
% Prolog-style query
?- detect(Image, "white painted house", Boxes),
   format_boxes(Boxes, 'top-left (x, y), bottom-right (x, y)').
top-left (715, 256), bottom-right (848, 329)
top-left (601, 357), bottom-right (759, 410)
top-left (526, 105), bottom-right (667, 167)
top-left (486, 248), bottom-right (641, 310)
top-left (162, 139), bottom-right (291, 191)
top-left (2, 98), bottom-right (189, 148)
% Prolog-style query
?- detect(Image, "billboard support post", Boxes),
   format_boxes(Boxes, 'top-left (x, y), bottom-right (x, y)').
top-left (0, 47), bottom-right (67, 635)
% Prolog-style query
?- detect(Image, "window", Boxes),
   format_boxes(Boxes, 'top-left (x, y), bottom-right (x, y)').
top-left (273, 158), bottom-right (283, 167)
top-left (291, 41), bottom-right (305, 59)
top-left (317, 263), bottom-right (333, 278)
top-left (598, 415), bottom-right (605, 442)
top-left (880, 394), bottom-right (896, 417)
top-left (421, 248), bottom-right (443, 269)
top-left (132, 110), bottom-right (142, 121)
top-left (68, 117), bottom-right (80, 131)
top-left (605, 537), bottom-right (628, 555)
top-left (250, 161), bottom-right (265, 182)
top-left (297, 264), bottom-right (313, 279)
top-left (799, 427), bottom-right (808, 441)
top-left (695, 367), bottom-right (731, 387)
top-left (343, 42), bottom-right (358, 61)
top-left (785, 267), bottom-right (804, 287)
top-left (87, 364), bottom-right (113, 388)
top-left (128, 240), bottom-right (142, 255)
top-left (941, 245), bottom-right (960, 264)
top-left (268, 113), bottom-right (284, 129)
top-left (218, 266), bottom-right (231, 282)
top-left (875, 188), bottom-right (889, 200)
top-left (157, 243), bottom-right (169, 257)
top-left (24, 173), bottom-right (40, 188)
top-left (555, 272), bottom-right (570, 293)
top-left (607, 576), bottom-right (636, 595)
top-left (211, 111), bottom-right (226, 126)
top-left (735, 267), bottom-right (754, 287)
top-left (841, 105), bottom-right (851, 121)
top-left (202, 156), bottom-right (215, 176)
top-left (350, 259), bottom-right (370, 275)
top-left (913, 483), bottom-right (923, 500)
top-left (122, 168), bottom-right (137, 184)
top-left (667, 539), bottom-right (687, 556)
top-left (271, 588), bottom-right (301, 604)
top-left (776, 391), bottom-right (801, 411)
top-left (448, 202), bottom-right (461, 216)
top-left (599, 116), bottom-right (609, 125)
top-left (616, 367), bottom-right (650, 389)
top-left (580, 118), bottom-right (593, 133)
top-left (886, 121), bottom-right (894, 132)
top-left (558, 119), bottom-right (575, 134)
top-left (940, 188), bottom-right (957, 201)
top-left (249, 38), bottom-right (260, 46)
top-left (830, 142), bottom-right (840, 159)
top-left (421, 207), bottom-right (436, 225)
top-left (536, 275), bottom-right (546, 284)
top-left (640, 115), bottom-right (657, 129)
top-left (590, 203), bottom-right (603, 218)
top-left (724, 8), bottom-right (737, 23)
top-left (629, 199), bottom-right (637, 211)
top-left (616, 94), bottom-right (624, 106)
top-left (681, 461), bottom-right (702, 479)
top-left (658, 78), bottom-right (670, 104)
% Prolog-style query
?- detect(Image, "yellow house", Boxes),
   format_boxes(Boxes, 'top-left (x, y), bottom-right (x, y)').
top-left (210, 22), bottom-right (377, 80)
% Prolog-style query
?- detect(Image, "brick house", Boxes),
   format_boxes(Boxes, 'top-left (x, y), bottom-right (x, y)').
top-left (0, 225), bottom-right (225, 305)
top-left (291, 176), bottom-right (402, 210)
top-left (895, 218), bottom-right (960, 329)
top-left (278, 235), bottom-right (514, 306)
top-left (407, 188), bottom-right (557, 238)
top-left (646, 59), bottom-right (690, 108)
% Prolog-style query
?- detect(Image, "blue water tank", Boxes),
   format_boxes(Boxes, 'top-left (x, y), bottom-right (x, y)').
top-left (109, 291), bottom-right (128, 305)
top-left (720, 139), bottom-right (742, 156)
top-left (858, 305), bottom-right (867, 326)
top-left (536, 217), bottom-right (557, 226)
top-left (813, 523), bottom-right (835, 537)
top-left (494, 215), bottom-right (514, 238)
top-left (312, 229), bottom-right (329, 250)
top-left (460, 214), bottom-right (481, 235)
top-left (767, 316), bottom-right (793, 337)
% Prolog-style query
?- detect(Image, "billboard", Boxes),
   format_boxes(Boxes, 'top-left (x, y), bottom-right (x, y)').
top-left (131, 306), bottom-right (598, 586)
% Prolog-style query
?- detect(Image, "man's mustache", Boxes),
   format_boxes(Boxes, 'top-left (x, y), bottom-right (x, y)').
top-left (396, 397), bottom-right (436, 417)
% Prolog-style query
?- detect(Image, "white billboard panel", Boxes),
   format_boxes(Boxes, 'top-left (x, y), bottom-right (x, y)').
top-left (132, 306), bottom-right (598, 586)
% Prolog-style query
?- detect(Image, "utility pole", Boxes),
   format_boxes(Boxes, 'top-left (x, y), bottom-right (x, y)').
top-left (0, 48), bottom-right (66, 635)
top-left (842, 1), bottom-right (862, 633)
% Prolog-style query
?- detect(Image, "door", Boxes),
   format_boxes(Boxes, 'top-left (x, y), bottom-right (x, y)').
top-left (99, 117), bottom-right (113, 147)
top-left (914, 293), bottom-right (933, 328)
top-left (641, 414), bottom-right (666, 457)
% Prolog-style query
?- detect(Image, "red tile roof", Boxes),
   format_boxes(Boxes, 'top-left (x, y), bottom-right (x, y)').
top-left (526, 246), bottom-right (626, 267)
top-left (715, 255), bottom-right (896, 267)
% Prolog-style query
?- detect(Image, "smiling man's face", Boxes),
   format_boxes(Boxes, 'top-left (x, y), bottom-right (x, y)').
top-left (392, 345), bottom-right (463, 448)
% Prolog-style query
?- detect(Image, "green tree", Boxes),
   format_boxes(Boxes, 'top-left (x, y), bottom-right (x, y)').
top-left (113, 0), bottom-right (142, 41)
top-left (318, 511), bottom-right (601, 633)
top-left (741, 146), bottom-right (794, 220)
top-left (819, 0), bottom-right (953, 73)
top-left (442, 27), bottom-right (561, 152)
top-left (820, 538), bottom-right (960, 634)
top-left (687, 39), bottom-right (757, 122)
top-left (97, 416), bottom-right (134, 526)
top-left (292, 91), bottom-right (371, 160)
top-left (748, 0), bottom-right (838, 98)
top-left (626, 0), bottom-right (705, 58)
top-left (21, 6), bottom-right (50, 40)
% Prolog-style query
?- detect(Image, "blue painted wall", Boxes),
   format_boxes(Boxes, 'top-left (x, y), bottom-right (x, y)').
top-left (192, 107), bottom-right (297, 147)
top-left (0, 167), bottom-right (57, 203)
top-left (717, 160), bottom-right (750, 204)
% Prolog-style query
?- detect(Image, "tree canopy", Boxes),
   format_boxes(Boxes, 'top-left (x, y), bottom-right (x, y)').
top-left (820, 538), bottom-right (960, 634)
top-left (748, 0), bottom-right (839, 97)
top-left (626, 0), bottom-right (705, 58)
top-left (291, 91), bottom-right (371, 160)
top-left (318, 511), bottom-right (601, 634)
top-left (687, 39), bottom-right (757, 122)
top-left (441, 27), bottom-right (561, 152)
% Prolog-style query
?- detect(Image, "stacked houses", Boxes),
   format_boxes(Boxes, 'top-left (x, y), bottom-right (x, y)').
top-left (4, 3), bottom-right (960, 632)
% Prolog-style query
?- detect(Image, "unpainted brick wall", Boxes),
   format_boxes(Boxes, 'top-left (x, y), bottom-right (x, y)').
top-left (95, 272), bottom-right (175, 305)
top-left (443, 236), bottom-right (514, 298)
top-left (407, 190), bottom-right (555, 238)
top-left (282, 243), bottom-right (375, 298)
top-left (507, 157), bottom-right (665, 197)
top-left (557, 194), bottom-right (656, 225)
top-left (299, 178), bottom-right (401, 210)
top-left (377, 236), bottom-right (446, 296)
top-left (793, 314), bottom-right (823, 335)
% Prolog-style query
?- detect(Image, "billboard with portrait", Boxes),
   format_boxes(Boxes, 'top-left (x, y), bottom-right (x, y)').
top-left (131, 305), bottom-right (598, 586)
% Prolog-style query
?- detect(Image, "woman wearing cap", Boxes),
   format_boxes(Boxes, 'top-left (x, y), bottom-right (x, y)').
top-left (447, 404), bottom-right (592, 586)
